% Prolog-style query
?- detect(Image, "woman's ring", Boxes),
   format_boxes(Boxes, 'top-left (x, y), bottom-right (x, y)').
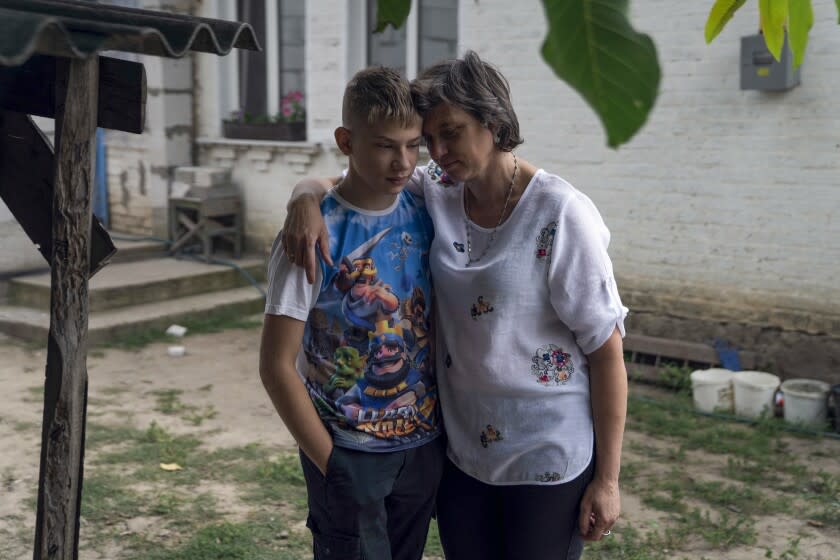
top-left (602, 530), bottom-right (611, 536)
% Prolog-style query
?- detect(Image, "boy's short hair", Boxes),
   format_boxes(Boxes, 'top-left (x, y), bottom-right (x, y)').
top-left (342, 67), bottom-right (418, 129)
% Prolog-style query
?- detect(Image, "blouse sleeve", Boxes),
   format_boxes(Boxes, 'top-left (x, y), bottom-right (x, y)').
top-left (547, 191), bottom-right (628, 355)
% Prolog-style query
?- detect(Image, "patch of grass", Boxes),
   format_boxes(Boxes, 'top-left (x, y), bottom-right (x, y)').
top-left (688, 480), bottom-right (777, 516)
top-left (424, 519), bottom-right (443, 557)
top-left (23, 384), bottom-right (44, 402)
top-left (150, 389), bottom-right (217, 425)
top-left (81, 473), bottom-right (146, 523)
top-left (584, 523), bottom-right (684, 560)
top-left (657, 363), bottom-right (693, 395)
top-left (765, 536), bottom-right (802, 560)
top-left (133, 514), bottom-right (310, 560)
top-left (234, 453), bottom-right (307, 509)
top-left (184, 405), bottom-right (218, 426)
top-left (100, 311), bottom-right (262, 350)
top-left (13, 420), bottom-right (38, 432)
top-left (152, 389), bottom-right (189, 415)
top-left (679, 508), bottom-right (756, 549)
top-left (804, 471), bottom-right (840, 525)
top-left (94, 422), bottom-right (202, 470)
top-left (86, 423), bottom-right (146, 449)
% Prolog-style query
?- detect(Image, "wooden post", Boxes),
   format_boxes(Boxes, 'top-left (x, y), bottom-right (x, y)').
top-left (33, 54), bottom-right (99, 560)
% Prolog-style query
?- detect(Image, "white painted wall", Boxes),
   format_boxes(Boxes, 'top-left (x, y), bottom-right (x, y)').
top-left (459, 0), bottom-right (840, 334)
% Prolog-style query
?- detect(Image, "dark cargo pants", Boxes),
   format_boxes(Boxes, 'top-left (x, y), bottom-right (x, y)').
top-left (299, 436), bottom-right (445, 560)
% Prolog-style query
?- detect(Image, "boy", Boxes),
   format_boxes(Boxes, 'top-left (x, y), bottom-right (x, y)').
top-left (259, 67), bottom-right (442, 560)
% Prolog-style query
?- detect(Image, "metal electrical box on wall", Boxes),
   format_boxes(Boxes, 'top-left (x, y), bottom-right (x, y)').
top-left (740, 33), bottom-right (801, 91)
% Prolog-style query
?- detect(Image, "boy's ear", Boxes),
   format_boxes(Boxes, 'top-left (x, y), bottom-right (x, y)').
top-left (334, 126), bottom-right (352, 156)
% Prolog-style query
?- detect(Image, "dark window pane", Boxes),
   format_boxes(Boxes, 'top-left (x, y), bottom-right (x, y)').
top-left (367, 0), bottom-right (406, 75)
top-left (419, 0), bottom-right (458, 70)
top-left (278, 0), bottom-right (306, 99)
top-left (237, 0), bottom-right (267, 117)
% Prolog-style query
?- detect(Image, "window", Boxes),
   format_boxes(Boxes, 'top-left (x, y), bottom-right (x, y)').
top-left (362, 0), bottom-right (458, 78)
top-left (235, 0), bottom-right (306, 120)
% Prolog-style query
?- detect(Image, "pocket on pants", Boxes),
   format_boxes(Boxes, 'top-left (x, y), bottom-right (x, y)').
top-left (309, 519), bottom-right (361, 560)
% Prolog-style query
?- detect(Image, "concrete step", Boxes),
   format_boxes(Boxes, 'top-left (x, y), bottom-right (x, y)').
top-left (0, 285), bottom-right (266, 345)
top-left (109, 235), bottom-right (169, 264)
top-left (7, 256), bottom-right (266, 312)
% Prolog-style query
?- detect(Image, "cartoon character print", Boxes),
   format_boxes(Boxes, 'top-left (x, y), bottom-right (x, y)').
top-left (399, 287), bottom-right (430, 367)
top-left (535, 471), bottom-right (563, 483)
top-left (427, 161), bottom-right (456, 187)
top-left (470, 296), bottom-right (495, 320)
top-left (303, 309), bottom-right (341, 384)
top-left (480, 424), bottom-right (504, 448)
top-left (536, 221), bottom-right (558, 260)
top-left (306, 224), bottom-right (438, 446)
top-left (334, 228), bottom-right (400, 355)
top-left (530, 344), bottom-right (575, 385)
top-left (336, 321), bottom-right (435, 439)
top-left (323, 346), bottom-right (365, 399)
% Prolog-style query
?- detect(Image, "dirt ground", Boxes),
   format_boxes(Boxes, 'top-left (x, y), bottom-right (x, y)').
top-left (1, 326), bottom-right (838, 559)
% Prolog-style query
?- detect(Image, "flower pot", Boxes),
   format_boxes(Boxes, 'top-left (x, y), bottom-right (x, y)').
top-left (222, 120), bottom-right (305, 141)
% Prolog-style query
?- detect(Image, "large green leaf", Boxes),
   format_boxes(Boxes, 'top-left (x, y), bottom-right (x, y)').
top-left (705, 0), bottom-right (748, 43)
top-left (540, 0), bottom-right (660, 148)
top-left (374, 0), bottom-right (412, 33)
top-left (787, 0), bottom-right (814, 67)
top-left (759, 0), bottom-right (789, 61)
top-left (836, 0), bottom-right (840, 23)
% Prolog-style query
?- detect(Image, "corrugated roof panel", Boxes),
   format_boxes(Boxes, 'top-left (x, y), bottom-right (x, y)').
top-left (0, 0), bottom-right (260, 66)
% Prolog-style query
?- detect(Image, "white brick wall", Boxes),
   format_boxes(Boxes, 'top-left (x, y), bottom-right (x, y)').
top-left (460, 0), bottom-right (840, 333)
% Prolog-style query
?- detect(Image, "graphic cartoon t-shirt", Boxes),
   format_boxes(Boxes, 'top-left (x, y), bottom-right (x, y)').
top-left (265, 189), bottom-right (439, 451)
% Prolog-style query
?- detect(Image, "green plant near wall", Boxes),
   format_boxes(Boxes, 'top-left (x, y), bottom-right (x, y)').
top-left (375, 0), bottom-right (840, 149)
top-left (705, 0), bottom-right (824, 67)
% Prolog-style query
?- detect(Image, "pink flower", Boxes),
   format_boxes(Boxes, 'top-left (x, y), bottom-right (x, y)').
top-left (282, 105), bottom-right (293, 117)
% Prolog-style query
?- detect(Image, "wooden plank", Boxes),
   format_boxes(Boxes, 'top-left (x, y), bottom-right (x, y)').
top-left (0, 110), bottom-right (115, 276)
top-left (624, 333), bottom-right (720, 365)
top-left (33, 55), bottom-right (98, 560)
top-left (0, 54), bottom-right (145, 134)
top-left (624, 333), bottom-right (757, 370)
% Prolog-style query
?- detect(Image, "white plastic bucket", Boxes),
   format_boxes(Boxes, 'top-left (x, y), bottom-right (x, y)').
top-left (690, 369), bottom-right (734, 413)
top-left (733, 371), bottom-right (780, 419)
top-left (781, 378), bottom-right (830, 428)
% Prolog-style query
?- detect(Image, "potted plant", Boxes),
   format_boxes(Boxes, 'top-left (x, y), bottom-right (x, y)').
top-left (222, 90), bottom-right (306, 141)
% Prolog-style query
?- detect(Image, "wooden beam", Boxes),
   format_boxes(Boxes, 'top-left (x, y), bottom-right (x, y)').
top-left (0, 54), bottom-right (145, 134)
top-left (33, 55), bottom-right (99, 560)
top-left (0, 110), bottom-right (116, 276)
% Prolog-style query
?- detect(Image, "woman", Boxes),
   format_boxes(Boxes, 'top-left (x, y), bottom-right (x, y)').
top-left (283, 51), bottom-right (628, 560)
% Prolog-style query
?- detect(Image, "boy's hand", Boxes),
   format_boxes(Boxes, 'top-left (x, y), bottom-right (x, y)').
top-left (282, 193), bottom-right (332, 283)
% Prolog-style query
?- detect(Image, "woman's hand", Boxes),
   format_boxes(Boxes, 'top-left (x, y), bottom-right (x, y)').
top-left (280, 176), bottom-right (339, 283)
top-left (578, 477), bottom-right (620, 541)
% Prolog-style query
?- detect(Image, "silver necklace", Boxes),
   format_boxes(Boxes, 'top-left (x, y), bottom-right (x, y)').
top-left (464, 154), bottom-right (518, 267)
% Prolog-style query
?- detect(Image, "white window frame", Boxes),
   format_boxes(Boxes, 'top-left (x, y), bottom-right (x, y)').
top-left (348, 1), bottom-right (421, 80)
top-left (217, 0), bottom-right (296, 120)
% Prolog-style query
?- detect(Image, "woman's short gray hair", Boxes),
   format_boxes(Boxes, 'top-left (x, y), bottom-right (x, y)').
top-left (411, 50), bottom-right (523, 151)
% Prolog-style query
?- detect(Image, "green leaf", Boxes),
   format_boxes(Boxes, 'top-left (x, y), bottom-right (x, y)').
top-left (705, 0), bottom-right (748, 44)
top-left (836, 0), bottom-right (840, 23)
top-left (787, 0), bottom-right (814, 68)
top-left (374, 0), bottom-right (412, 33)
top-left (759, 0), bottom-right (789, 61)
top-left (540, 0), bottom-right (661, 148)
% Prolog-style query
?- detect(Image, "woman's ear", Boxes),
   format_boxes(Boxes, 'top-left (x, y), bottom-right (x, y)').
top-left (334, 126), bottom-right (352, 155)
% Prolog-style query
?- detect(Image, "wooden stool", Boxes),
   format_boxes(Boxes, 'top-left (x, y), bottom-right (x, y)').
top-left (168, 194), bottom-right (242, 261)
